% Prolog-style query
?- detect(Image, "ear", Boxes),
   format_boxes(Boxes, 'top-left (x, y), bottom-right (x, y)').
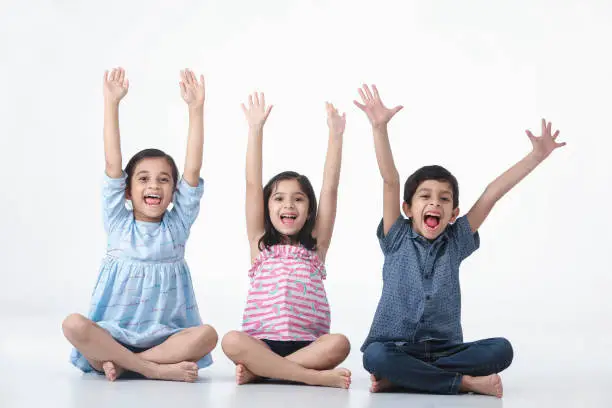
top-left (402, 201), bottom-right (412, 218)
top-left (125, 188), bottom-right (132, 200)
top-left (450, 207), bottom-right (460, 223)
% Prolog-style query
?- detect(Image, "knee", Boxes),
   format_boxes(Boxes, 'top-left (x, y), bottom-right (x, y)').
top-left (492, 337), bottom-right (514, 369)
top-left (362, 342), bottom-right (387, 373)
top-left (197, 324), bottom-right (219, 349)
top-left (62, 313), bottom-right (91, 342)
top-left (328, 333), bottom-right (351, 361)
top-left (221, 330), bottom-right (246, 358)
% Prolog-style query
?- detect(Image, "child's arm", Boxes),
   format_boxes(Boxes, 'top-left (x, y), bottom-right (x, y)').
top-left (180, 69), bottom-right (206, 187)
top-left (313, 103), bottom-right (345, 261)
top-left (467, 119), bottom-right (566, 233)
top-left (354, 84), bottom-right (404, 235)
top-left (242, 93), bottom-right (273, 258)
top-left (103, 68), bottom-right (129, 178)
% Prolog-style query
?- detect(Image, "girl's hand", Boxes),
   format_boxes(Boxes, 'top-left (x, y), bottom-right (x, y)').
top-left (526, 119), bottom-right (566, 161)
top-left (103, 67), bottom-right (129, 104)
top-left (180, 69), bottom-right (205, 109)
top-left (241, 92), bottom-right (273, 129)
top-left (353, 84), bottom-right (402, 128)
top-left (326, 102), bottom-right (346, 137)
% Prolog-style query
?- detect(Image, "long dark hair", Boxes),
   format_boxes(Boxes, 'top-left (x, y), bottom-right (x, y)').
top-left (124, 148), bottom-right (179, 193)
top-left (258, 171), bottom-right (318, 251)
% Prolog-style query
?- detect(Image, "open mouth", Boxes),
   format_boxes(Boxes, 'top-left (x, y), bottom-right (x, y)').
top-left (424, 213), bottom-right (441, 230)
top-left (280, 213), bottom-right (297, 225)
top-left (144, 193), bottom-right (162, 206)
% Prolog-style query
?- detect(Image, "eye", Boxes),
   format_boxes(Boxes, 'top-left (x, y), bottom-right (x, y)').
top-left (441, 197), bottom-right (450, 202)
top-left (420, 195), bottom-right (430, 199)
top-left (160, 177), bottom-right (170, 183)
top-left (139, 176), bottom-right (148, 182)
top-left (295, 197), bottom-right (303, 202)
top-left (274, 197), bottom-right (282, 201)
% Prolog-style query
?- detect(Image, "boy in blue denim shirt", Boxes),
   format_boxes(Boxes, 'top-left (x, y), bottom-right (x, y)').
top-left (354, 84), bottom-right (566, 397)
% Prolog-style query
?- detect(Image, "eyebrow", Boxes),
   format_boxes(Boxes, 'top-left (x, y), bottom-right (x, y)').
top-left (135, 171), bottom-right (172, 177)
top-left (272, 191), bottom-right (306, 197)
top-left (417, 188), bottom-right (452, 195)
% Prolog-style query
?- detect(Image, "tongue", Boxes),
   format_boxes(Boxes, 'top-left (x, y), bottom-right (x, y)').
top-left (145, 198), bottom-right (161, 205)
top-left (282, 217), bottom-right (295, 225)
top-left (425, 216), bottom-right (439, 228)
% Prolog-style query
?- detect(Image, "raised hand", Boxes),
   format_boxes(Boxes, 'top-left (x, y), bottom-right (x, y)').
top-left (180, 69), bottom-right (205, 109)
top-left (103, 67), bottom-right (129, 104)
top-left (241, 92), bottom-right (273, 129)
top-left (353, 84), bottom-right (403, 128)
top-left (326, 102), bottom-right (346, 136)
top-left (526, 119), bottom-right (566, 161)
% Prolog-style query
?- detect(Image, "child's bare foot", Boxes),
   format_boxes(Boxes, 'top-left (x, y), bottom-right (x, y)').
top-left (149, 362), bottom-right (199, 382)
top-left (369, 374), bottom-right (394, 393)
top-left (460, 374), bottom-right (503, 398)
top-left (102, 361), bottom-right (124, 381)
top-left (312, 368), bottom-right (351, 389)
top-left (236, 364), bottom-right (259, 385)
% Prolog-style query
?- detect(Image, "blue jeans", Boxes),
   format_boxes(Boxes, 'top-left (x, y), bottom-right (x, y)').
top-left (362, 337), bottom-right (513, 395)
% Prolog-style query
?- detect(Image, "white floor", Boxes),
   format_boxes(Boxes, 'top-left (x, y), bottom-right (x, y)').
top-left (1, 314), bottom-right (609, 408)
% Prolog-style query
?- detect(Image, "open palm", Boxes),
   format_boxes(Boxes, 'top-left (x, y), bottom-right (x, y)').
top-left (526, 119), bottom-right (566, 161)
top-left (241, 92), bottom-right (273, 128)
top-left (326, 102), bottom-right (346, 136)
top-left (354, 84), bottom-right (403, 128)
top-left (180, 69), bottom-right (205, 108)
top-left (103, 68), bottom-right (129, 103)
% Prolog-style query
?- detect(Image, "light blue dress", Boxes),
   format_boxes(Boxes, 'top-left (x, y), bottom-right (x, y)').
top-left (70, 172), bottom-right (213, 372)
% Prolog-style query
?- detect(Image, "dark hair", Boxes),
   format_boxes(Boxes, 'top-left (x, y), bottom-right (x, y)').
top-left (124, 148), bottom-right (179, 192)
top-left (258, 171), bottom-right (318, 251)
top-left (403, 165), bottom-right (459, 209)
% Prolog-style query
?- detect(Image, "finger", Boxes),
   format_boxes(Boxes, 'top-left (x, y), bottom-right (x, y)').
top-left (555, 141), bottom-right (567, 148)
top-left (109, 69), bottom-right (116, 82)
top-left (541, 118), bottom-right (546, 137)
top-left (248, 94), bottom-right (254, 108)
top-left (364, 84), bottom-right (374, 100)
top-left (525, 130), bottom-right (536, 141)
top-left (372, 84), bottom-right (381, 100)
top-left (353, 100), bottom-right (366, 110)
top-left (241, 103), bottom-right (248, 115)
top-left (358, 88), bottom-right (367, 104)
top-left (180, 81), bottom-right (187, 95)
top-left (180, 70), bottom-right (187, 84)
top-left (199, 74), bottom-right (205, 88)
top-left (547, 121), bottom-right (552, 137)
top-left (392, 105), bottom-right (404, 115)
top-left (189, 69), bottom-right (197, 84)
top-left (254, 92), bottom-right (260, 106)
top-left (264, 105), bottom-right (273, 119)
top-left (118, 68), bottom-right (125, 84)
top-left (104, 70), bottom-right (109, 83)
top-left (124, 79), bottom-right (129, 90)
top-left (552, 130), bottom-right (560, 140)
top-left (261, 92), bottom-right (266, 108)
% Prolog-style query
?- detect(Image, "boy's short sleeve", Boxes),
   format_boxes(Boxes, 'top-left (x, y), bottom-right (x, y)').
top-left (165, 176), bottom-right (204, 237)
top-left (376, 216), bottom-right (410, 255)
top-left (102, 172), bottom-right (129, 233)
top-left (447, 215), bottom-right (480, 262)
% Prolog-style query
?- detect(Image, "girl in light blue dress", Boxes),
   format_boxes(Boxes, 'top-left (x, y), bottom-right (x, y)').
top-left (62, 67), bottom-right (217, 382)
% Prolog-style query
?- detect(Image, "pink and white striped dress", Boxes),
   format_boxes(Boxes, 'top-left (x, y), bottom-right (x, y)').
top-left (242, 245), bottom-right (331, 341)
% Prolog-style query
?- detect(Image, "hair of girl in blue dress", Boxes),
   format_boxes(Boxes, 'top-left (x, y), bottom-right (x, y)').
top-left (125, 148), bottom-right (180, 192)
top-left (259, 171), bottom-right (317, 251)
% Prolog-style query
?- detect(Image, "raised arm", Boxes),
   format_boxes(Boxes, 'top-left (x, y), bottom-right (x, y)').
top-left (467, 119), bottom-right (566, 232)
top-left (103, 68), bottom-right (129, 178)
top-left (313, 103), bottom-right (345, 261)
top-left (354, 84), bottom-right (404, 235)
top-left (242, 93), bottom-right (273, 255)
top-left (180, 69), bottom-right (206, 187)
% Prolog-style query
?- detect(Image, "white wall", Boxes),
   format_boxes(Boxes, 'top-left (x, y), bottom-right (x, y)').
top-left (1, 0), bottom-right (610, 358)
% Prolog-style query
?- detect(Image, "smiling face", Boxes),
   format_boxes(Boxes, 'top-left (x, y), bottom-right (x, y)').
top-left (403, 179), bottom-right (459, 240)
top-left (268, 179), bottom-right (310, 239)
top-left (126, 157), bottom-right (175, 222)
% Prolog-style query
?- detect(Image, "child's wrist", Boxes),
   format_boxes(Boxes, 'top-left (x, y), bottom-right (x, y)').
top-left (188, 105), bottom-right (204, 115)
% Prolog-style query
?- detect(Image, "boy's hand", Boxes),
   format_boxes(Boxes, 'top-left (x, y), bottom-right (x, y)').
top-left (241, 92), bottom-right (273, 129)
top-left (326, 102), bottom-right (346, 136)
top-left (526, 119), bottom-right (566, 161)
top-left (354, 84), bottom-right (403, 128)
top-left (180, 69), bottom-right (205, 109)
top-left (103, 67), bottom-right (129, 104)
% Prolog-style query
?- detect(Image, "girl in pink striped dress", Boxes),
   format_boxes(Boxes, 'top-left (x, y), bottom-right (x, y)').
top-left (221, 92), bottom-right (351, 389)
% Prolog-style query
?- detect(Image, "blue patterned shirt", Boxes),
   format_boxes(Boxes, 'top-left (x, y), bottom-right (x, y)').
top-left (361, 215), bottom-right (480, 350)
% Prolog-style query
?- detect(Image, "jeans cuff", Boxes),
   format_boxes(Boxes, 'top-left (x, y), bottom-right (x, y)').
top-left (449, 373), bottom-right (462, 394)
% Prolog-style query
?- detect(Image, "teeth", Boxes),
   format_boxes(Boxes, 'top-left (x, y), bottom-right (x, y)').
top-left (145, 194), bottom-right (161, 199)
top-left (281, 215), bottom-right (297, 219)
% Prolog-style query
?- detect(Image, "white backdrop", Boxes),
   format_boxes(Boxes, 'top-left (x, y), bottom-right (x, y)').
top-left (1, 0), bottom-right (611, 374)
